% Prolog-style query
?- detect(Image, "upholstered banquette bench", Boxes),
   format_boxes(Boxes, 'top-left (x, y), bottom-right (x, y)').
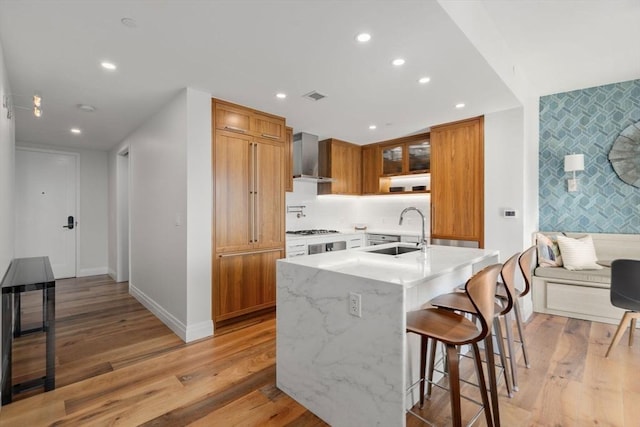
top-left (532, 232), bottom-right (640, 324)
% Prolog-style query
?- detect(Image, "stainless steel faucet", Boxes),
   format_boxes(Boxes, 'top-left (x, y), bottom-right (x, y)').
top-left (399, 207), bottom-right (429, 251)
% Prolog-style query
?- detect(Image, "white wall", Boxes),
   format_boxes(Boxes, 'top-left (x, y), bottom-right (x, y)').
top-left (0, 30), bottom-right (15, 406)
top-left (0, 36), bottom-right (14, 277)
top-left (109, 87), bottom-right (212, 342)
top-left (15, 143), bottom-right (108, 276)
top-left (185, 88), bottom-right (212, 334)
top-left (484, 107), bottom-right (526, 259)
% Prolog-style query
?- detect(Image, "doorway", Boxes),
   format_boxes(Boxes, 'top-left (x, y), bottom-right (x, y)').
top-left (116, 148), bottom-right (130, 282)
top-left (14, 147), bottom-right (79, 278)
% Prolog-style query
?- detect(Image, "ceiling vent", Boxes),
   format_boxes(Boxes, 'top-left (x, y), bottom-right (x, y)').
top-left (303, 91), bottom-right (327, 101)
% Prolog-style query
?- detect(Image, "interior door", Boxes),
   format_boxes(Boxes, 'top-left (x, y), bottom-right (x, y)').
top-left (15, 148), bottom-right (77, 278)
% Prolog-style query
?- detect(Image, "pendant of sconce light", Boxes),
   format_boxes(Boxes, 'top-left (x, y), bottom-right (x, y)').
top-left (33, 92), bottom-right (42, 118)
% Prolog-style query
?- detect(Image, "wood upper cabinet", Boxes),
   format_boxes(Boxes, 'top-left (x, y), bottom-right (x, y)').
top-left (361, 133), bottom-right (430, 195)
top-left (214, 99), bottom-right (285, 142)
top-left (252, 113), bottom-right (285, 142)
top-left (214, 102), bottom-right (251, 134)
top-left (215, 249), bottom-right (282, 322)
top-left (430, 116), bottom-right (484, 248)
top-left (361, 144), bottom-right (381, 194)
top-left (285, 127), bottom-right (293, 192)
top-left (318, 138), bottom-right (362, 195)
top-left (380, 135), bottom-right (430, 176)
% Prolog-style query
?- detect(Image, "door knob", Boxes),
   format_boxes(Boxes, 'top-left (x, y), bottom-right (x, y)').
top-left (62, 215), bottom-right (74, 229)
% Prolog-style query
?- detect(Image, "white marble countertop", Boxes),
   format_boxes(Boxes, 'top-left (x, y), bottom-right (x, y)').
top-left (278, 243), bottom-right (499, 288)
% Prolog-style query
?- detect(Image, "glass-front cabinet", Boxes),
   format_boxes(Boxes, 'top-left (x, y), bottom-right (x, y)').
top-left (408, 141), bottom-right (430, 172)
top-left (382, 144), bottom-right (404, 175)
top-left (381, 137), bottom-right (430, 176)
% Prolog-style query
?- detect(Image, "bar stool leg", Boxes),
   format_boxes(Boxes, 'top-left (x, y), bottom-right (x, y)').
top-left (471, 342), bottom-right (494, 427)
top-left (445, 344), bottom-right (463, 427)
top-left (630, 318), bottom-right (636, 347)
top-left (513, 298), bottom-right (530, 368)
top-left (503, 310), bottom-right (519, 391)
top-left (419, 335), bottom-right (428, 407)
top-left (493, 317), bottom-right (513, 398)
top-left (484, 334), bottom-right (501, 427)
top-left (426, 338), bottom-right (437, 398)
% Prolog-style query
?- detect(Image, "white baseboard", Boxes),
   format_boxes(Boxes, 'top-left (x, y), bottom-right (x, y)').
top-left (77, 267), bottom-right (109, 277)
top-left (108, 268), bottom-right (117, 281)
top-left (129, 284), bottom-right (213, 343)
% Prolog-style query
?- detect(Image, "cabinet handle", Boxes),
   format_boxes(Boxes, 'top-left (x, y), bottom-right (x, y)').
top-left (219, 248), bottom-right (283, 258)
top-left (225, 125), bottom-right (246, 133)
top-left (249, 143), bottom-right (256, 243)
top-left (254, 143), bottom-right (260, 242)
top-left (261, 133), bottom-right (280, 140)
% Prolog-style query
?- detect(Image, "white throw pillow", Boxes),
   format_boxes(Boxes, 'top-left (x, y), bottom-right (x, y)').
top-left (556, 235), bottom-right (603, 271)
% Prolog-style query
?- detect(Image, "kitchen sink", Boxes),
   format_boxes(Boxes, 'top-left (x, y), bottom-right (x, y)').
top-left (365, 245), bottom-right (421, 256)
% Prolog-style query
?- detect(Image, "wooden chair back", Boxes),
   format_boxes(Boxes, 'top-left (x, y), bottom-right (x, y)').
top-left (465, 263), bottom-right (502, 341)
top-left (498, 252), bottom-right (521, 316)
top-left (518, 246), bottom-right (537, 298)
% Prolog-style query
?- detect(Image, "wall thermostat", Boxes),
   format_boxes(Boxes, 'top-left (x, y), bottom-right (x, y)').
top-left (503, 209), bottom-right (517, 218)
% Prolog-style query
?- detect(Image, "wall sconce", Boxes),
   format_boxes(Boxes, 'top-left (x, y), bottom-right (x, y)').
top-left (564, 153), bottom-right (585, 192)
top-left (2, 91), bottom-right (43, 119)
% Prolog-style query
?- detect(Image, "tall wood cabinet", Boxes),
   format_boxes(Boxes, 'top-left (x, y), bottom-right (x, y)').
top-left (318, 138), bottom-right (362, 195)
top-left (212, 99), bottom-right (286, 323)
top-left (285, 126), bottom-right (293, 192)
top-left (430, 116), bottom-right (484, 248)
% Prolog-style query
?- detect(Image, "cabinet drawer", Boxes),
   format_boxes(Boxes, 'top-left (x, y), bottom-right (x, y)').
top-left (214, 103), bottom-right (251, 134)
top-left (546, 282), bottom-right (624, 319)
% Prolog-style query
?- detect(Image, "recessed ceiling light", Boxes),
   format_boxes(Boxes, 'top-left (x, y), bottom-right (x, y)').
top-left (276, 93), bottom-right (287, 99)
top-left (369, 125), bottom-right (377, 130)
top-left (101, 61), bottom-right (117, 70)
top-left (356, 33), bottom-right (371, 43)
top-left (77, 104), bottom-right (96, 113)
top-left (392, 58), bottom-right (405, 66)
top-left (455, 103), bottom-right (466, 109)
top-left (418, 77), bottom-right (431, 84)
top-left (70, 128), bottom-right (82, 134)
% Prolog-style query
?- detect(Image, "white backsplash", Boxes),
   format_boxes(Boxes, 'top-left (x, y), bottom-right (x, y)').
top-left (286, 180), bottom-right (429, 236)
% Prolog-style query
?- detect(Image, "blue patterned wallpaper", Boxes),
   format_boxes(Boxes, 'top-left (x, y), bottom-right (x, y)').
top-left (539, 79), bottom-right (640, 233)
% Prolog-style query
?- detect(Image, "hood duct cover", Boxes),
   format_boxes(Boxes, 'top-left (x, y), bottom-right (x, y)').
top-left (292, 132), bottom-right (333, 182)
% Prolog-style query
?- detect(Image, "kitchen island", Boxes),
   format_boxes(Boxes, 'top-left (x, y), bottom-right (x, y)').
top-left (276, 244), bottom-right (499, 427)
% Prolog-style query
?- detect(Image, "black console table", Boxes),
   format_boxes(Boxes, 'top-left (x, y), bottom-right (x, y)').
top-left (1, 256), bottom-right (55, 404)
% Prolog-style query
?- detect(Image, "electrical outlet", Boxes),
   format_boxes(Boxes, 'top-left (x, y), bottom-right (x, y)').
top-left (349, 292), bottom-right (362, 317)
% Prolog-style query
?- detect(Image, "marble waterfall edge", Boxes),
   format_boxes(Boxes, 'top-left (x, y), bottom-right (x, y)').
top-left (276, 262), bottom-right (405, 427)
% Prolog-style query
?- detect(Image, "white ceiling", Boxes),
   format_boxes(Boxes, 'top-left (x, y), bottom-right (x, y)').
top-left (0, 1), bottom-right (638, 151)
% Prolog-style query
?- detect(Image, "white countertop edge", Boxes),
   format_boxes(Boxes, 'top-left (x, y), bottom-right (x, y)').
top-left (278, 243), bottom-right (499, 288)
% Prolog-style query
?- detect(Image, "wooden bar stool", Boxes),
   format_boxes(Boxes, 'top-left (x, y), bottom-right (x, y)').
top-left (428, 253), bottom-right (520, 427)
top-left (407, 264), bottom-right (502, 427)
top-left (512, 246), bottom-right (536, 369)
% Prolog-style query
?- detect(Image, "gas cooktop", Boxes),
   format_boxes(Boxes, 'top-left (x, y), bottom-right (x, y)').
top-left (286, 229), bottom-right (340, 236)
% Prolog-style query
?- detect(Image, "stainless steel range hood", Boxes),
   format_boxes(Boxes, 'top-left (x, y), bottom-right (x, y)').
top-left (292, 132), bottom-right (334, 182)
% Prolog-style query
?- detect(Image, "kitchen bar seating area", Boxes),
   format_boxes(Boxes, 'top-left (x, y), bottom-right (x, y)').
top-left (1, 271), bottom-right (639, 426)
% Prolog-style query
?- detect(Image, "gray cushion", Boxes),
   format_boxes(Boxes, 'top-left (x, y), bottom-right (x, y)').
top-left (534, 266), bottom-right (611, 285)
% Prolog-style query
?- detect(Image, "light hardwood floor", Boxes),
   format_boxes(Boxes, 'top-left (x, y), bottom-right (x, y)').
top-left (1, 275), bottom-right (638, 426)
